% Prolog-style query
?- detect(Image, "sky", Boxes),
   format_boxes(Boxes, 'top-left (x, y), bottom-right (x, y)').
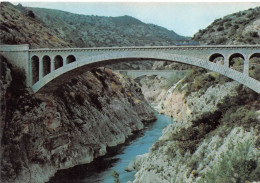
top-left (12, 1), bottom-right (260, 37)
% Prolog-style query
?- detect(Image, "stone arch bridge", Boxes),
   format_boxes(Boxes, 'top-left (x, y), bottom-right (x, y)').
top-left (0, 44), bottom-right (260, 93)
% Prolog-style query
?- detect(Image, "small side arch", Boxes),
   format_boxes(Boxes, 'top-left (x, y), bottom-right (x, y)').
top-left (249, 53), bottom-right (260, 81)
top-left (42, 55), bottom-right (51, 77)
top-left (249, 53), bottom-right (260, 60)
top-left (209, 53), bottom-right (224, 64)
top-left (229, 53), bottom-right (245, 72)
top-left (54, 55), bottom-right (63, 70)
top-left (31, 55), bottom-right (39, 84)
top-left (66, 55), bottom-right (76, 64)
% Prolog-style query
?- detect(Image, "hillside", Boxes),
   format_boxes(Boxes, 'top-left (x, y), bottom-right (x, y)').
top-left (193, 6), bottom-right (260, 45)
top-left (19, 4), bottom-right (187, 48)
top-left (0, 2), bottom-right (72, 48)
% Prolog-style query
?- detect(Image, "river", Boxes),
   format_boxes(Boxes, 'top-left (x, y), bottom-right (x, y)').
top-left (48, 113), bottom-right (174, 183)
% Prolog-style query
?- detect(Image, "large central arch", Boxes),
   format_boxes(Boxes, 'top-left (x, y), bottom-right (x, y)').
top-left (32, 51), bottom-right (260, 93)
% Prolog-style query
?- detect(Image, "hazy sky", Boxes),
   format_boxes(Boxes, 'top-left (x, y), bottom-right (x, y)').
top-left (15, 1), bottom-right (260, 37)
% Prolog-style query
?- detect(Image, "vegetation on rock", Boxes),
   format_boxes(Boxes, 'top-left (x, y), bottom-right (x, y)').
top-left (193, 6), bottom-right (260, 45)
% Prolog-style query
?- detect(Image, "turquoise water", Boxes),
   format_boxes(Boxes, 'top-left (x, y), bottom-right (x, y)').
top-left (49, 113), bottom-right (174, 183)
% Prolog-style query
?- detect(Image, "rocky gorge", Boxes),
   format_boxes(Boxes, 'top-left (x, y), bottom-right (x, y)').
top-left (1, 2), bottom-right (260, 183)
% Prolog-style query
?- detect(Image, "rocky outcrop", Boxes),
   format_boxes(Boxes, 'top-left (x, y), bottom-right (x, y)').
top-left (193, 6), bottom-right (260, 45)
top-left (0, 56), bottom-right (12, 160)
top-left (133, 125), bottom-right (260, 183)
top-left (138, 75), bottom-right (171, 105)
top-left (158, 80), bottom-right (239, 122)
top-left (0, 60), bottom-right (156, 183)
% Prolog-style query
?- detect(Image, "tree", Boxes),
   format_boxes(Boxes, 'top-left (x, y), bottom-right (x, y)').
top-left (27, 10), bottom-right (35, 18)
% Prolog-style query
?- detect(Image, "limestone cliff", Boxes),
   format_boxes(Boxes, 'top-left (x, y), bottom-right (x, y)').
top-left (0, 57), bottom-right (156, 183)
top-left (131, 71), bottom-right (260, 182)
top-left (138, 76), bottom-right (171, 105)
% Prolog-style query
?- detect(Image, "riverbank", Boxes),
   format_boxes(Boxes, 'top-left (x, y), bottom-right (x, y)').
top-left (48, 113), bottom-right (173, 183)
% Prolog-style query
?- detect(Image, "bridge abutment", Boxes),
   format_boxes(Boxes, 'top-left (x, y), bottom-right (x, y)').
top-left (0, 44), bottom-right (30, 87)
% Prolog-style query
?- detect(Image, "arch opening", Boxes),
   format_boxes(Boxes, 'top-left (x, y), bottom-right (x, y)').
top-left (229, 53), bottom-right (244, 73)
top-left (66, 55), bottom-right (76, 64)
top-left (249, 53), bottom-right (260, 81)
top-left (209, 53), bottom-right (224, 65)
top-left (31, 55), bottom-right (39, 84)
top-left (43, 55), bottom-right (51, 77)
top-left (54, 55), bottom-right (63, 70)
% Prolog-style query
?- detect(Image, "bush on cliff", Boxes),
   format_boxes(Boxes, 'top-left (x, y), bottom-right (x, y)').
top-left (178, 68), bottom-right (232, 97)
top-left (221, 106), bottom-right (257, 130)
top-left (199, 138), bottom-right (260, 183)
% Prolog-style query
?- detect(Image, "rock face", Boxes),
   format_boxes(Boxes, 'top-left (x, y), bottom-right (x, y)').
top-left (0, 63), bottom-right (156, 183)
top-left (0, 56), bottom-right (12, 158)
top-left (131, 74), bottom-right (260, 183)
top-left (138, 76), bottom-right (172, 105)
top-left (158, 80), bottom-right (239, 122)
top-left (193, 6), bottom-right (260, 45)
top-left (0, 2), bottom-right (71, 48)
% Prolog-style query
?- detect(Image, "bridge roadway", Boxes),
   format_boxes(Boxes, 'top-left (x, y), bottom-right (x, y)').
top-left (0, 44), bottom-right (260, 93)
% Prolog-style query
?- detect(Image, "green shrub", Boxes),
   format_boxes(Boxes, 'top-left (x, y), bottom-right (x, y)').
top-left (199, 139), bottom-right (260, 183)
top-left (217, 26), bottom-right (224, 31)
top-left (27, 10), bottom-right (35, 18)
top-left (246, 12), bottom-right (254, 19)
top-left (150, 140), bottom-right (167, 152)
top-left (180, 68), bottom-right (232, 97)
top-left (233, 24), bottom-right (239, 29)
top-left (224, 22), bottom-right (232, 28)
top-left (215, 37), bottom-right (227, 44)
top-left (221, 106), bottom-right (257, 129)
top-left (250, 65), bottom-right (260, 80)
top-left (249, 31), bottom-right (259, 38)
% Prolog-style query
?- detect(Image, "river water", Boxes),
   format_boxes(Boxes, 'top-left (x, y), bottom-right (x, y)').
top-left (48, 113), bottom-right (174, 183)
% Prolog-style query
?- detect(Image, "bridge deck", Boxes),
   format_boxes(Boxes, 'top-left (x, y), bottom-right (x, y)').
top-left (1, 44), bottom-right (260, 93)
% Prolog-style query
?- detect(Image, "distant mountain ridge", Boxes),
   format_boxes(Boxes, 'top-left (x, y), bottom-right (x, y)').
top-left (0, 2), bottom-right (189, 48)
top-left (22, 5), bottom-right (188, 48)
